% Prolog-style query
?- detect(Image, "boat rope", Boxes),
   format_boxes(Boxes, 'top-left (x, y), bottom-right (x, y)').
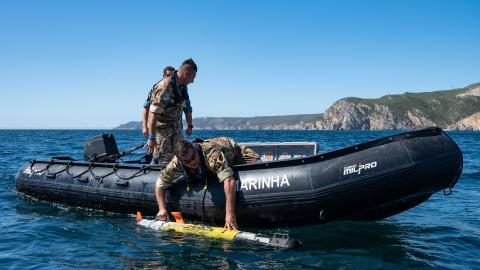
top-left (29, 160), bottom-right (51, 174)
top-left (45, 161), bottom-right (72, 176)
top-left (201, 178), bottom-right (208, 223)
top-left (112, 165), bottom-right (147, 180)
top-left (66, 162), bottom-right (94, 178)
top-left (89, 166), bottom-right (115, 182)
top-left (30, 159), bottom-right (158, 182)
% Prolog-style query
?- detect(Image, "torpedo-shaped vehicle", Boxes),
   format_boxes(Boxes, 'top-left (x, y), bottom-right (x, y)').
top-left (136, 212), bottom-right (301, 249)
top-left (16, 127), bottom-right (463, 227)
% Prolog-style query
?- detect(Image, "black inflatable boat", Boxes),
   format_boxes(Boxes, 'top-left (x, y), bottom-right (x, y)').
top-left (16, 127), bottom-right (463, 227)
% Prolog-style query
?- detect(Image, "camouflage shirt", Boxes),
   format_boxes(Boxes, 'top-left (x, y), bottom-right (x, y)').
top-left (149, 76), bottom-right (187, 124)
top-left (144, 81), bottom-right (192, 114)
top-left (156, 137), bottom-right (243, 189)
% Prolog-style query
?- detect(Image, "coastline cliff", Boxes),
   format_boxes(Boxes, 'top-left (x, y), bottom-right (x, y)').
top-left (116, 83), bottom-right (480, 131)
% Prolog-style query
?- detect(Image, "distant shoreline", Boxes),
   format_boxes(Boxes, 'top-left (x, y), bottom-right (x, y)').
top-left (114, 82), bottom-right (480, 131)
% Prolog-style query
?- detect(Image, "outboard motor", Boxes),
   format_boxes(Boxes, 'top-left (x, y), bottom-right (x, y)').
top-left (83, 134), bottom-right (120, 162)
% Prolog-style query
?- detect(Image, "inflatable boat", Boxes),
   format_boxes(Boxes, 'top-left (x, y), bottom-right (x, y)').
top-left (16, 127), bottom-right (463, 227)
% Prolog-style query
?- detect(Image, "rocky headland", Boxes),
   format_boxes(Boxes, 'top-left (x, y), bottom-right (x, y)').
top-left (116, 83), bottom-right (480, 130)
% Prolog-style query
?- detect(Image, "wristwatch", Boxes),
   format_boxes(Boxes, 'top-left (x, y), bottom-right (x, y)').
top-left (188, 124), bottom-right (193, 129)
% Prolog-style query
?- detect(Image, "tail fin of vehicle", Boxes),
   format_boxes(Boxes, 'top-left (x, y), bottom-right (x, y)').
top-left (171, 212), bottom-right (185, 224)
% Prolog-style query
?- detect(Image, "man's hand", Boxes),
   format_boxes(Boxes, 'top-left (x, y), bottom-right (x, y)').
top-left (146, 138), bottom-right (157, 155)
top-left (224, 212), bottom-right (238, 230)
top-left (186, 126), bottom-right (192, 136)
top-left (156, 209), bottom-right (168, 221)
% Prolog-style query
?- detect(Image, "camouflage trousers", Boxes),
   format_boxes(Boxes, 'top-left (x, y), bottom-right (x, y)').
top-left (207, 137), bottom-right (261, 165)
top-left (155, 122), bottom-right (183, 164)
top-left (237, 145), bottom-right (261, 164)
top-left (201, 137), bottom-right (260, 168)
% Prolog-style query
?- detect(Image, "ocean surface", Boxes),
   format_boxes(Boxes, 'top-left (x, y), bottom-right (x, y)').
top-left (0, 129), bottom-right (478, 269)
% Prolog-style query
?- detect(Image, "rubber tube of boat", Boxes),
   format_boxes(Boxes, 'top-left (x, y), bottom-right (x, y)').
top-left (136, 212), bottom-right (300, 249)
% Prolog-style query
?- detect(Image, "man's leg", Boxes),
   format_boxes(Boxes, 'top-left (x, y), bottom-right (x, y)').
top-left (151, 145), bottom-right (160, 164)
top-left (239, 146), bottom-right (261, 164)
top-left (174, 123), bottom-right (185, 145)
top-left (155, 127), bottom-right (175, 164)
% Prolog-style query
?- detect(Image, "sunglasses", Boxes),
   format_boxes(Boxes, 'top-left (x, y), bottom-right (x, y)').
top-left (179, 149), bottom-right (197, 165)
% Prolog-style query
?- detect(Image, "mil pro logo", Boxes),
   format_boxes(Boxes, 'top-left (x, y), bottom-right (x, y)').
top-left (343, 161), bottom-right (378, 176)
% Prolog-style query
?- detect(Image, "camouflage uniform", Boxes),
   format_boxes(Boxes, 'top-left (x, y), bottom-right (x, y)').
top-left (144, 81), bottom-right (192, 129)
top-left (149, 74), bottom-right (189, 163)
top-left (156, 137), bottom-right (260, 189)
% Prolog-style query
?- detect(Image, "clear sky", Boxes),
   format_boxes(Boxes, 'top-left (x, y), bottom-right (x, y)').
top-left (1, 0), bottom-right (479, 129)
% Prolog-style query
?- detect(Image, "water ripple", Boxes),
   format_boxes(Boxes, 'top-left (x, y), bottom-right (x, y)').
top-left (1, 130), bottom-right (479, 269)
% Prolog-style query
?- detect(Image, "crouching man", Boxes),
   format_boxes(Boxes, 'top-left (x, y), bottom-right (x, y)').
top-left (155, 137), bottom-right (260, 230)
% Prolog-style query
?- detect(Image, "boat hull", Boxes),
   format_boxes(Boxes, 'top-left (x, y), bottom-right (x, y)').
top-left (16, 127), bottom-right (462, 227)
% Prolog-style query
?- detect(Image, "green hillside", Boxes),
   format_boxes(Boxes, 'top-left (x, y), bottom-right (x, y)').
top-left (344, 83), bottom-right (480, 126)
top-left (115, 82), bottom-right (479, 130)
top-left (115, 114), bottom-right (323, 130)
top-left (192, 114), bottom-right (323, 128)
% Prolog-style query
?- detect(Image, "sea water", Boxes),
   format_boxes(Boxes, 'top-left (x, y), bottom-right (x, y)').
top-left (0, 130), bottom-right (478, 269)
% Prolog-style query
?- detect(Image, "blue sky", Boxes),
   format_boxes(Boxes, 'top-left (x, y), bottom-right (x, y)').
top-left (1, 0), bottom-right (479, 129)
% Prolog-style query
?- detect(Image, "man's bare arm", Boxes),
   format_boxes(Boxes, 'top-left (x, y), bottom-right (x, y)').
top-left (223, 176), bottom-right (238, 230)
top-left (185, 112), bottom-right (193, 136)
top-left (186, 112), bottom-right (192, 126)
top-left (155, 185), bottom-right (168, 220)
top-left (146, 111), bottom-right (157, 155)
top-left (142, 108), bottom-right (149, 138)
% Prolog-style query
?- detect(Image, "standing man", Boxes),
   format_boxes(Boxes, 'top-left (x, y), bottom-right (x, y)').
top-left (146, 59), bottom-right (197, 163)
top-left (142, 66), bottom-right (175, 138)
top-left (143, 66), bottom-right (194, 138)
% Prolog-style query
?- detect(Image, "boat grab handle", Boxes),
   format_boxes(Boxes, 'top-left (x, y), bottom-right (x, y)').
top-left (115, 180), bottom-right (129, 187)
